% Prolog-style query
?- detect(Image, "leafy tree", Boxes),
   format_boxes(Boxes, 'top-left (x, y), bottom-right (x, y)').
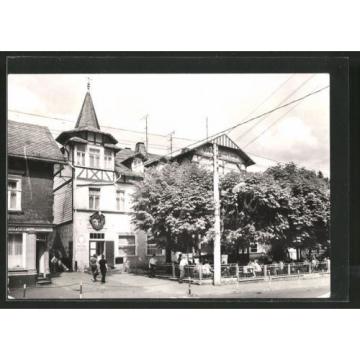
top-left (132, 162), bottom-right (214, 254)
top-left (221, 163), bottom-right (330, 260)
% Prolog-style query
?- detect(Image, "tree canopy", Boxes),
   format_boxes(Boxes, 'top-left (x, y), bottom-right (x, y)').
top-left (131, 162), bottom-right (214, 253)
top-left (221, 163), bottom-right (330, 259)
top-left (132, 161), bottom-right (330, 260)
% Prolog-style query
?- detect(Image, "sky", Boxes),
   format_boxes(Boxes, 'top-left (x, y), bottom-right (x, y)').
top-left (8, 73), bottom-right (330, 176)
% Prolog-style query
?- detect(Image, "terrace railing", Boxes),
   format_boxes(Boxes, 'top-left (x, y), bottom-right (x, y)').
top-left (144, 261), bottom-right (330, 284)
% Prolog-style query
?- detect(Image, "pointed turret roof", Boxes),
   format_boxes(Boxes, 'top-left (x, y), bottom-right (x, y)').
top-left (56, 88), bottom-right (118, 146)
top-left (75, 91), bottom-right (100, 130)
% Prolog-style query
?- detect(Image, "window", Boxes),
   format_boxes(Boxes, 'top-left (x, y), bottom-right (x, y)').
top-left (118, 236), bottom-right (136, 256)
top-left (250, 243), bottom-right (258, 253)
top-left (116, 190), bottom-right (125, 211)
top-left (36, 233), bottom-right (47, 241)
top-left (104, 149), bottom-right (113, 169)
top-left (147, 243), bottom-right (164, 256)
top-left (76, 144), bottom-right (86, 166)
top-left (8, 233), bottom-right (23, 268)
top-left (132, 157), bottom-right (144, 173)
top-left (90, 233), bottom-right (105, 239)
top-left (89, 188), bottom-right (100, 210)
top-left (8, 177), bottom-right (21, 211)
top-left (89, 148), bottom-right (100, 168)
top-left (95, 133), bottom-right (102, 144)
top-left (88, 133), bottom-right (95, 142)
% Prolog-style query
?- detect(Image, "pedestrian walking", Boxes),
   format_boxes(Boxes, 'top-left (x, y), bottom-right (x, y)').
top-left (89, 253), bottom-right (99, 282)
top-left (99, 254), bottom-right (108, 283)
top-left (149, 254), bottom-right (157, 278)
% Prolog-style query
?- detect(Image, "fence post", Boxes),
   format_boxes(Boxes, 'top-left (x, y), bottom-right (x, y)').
top-left (172, 262), bottom-right (176, 278)
top-left (79, 281), bottom-right (83, 299)
top-left (235, 264), bottom-right (239, 282)
top-left (263, 265), bottom-right (267, 279)
top-left (23, 283), bottom-right (26, 298)
top-left (288, 264), bottom-right (291, 275)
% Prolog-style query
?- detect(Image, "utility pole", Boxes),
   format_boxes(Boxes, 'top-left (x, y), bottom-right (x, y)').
top-left (145, 114), bottom-right (149, 153)
top-left (213, 143), bottom-right (221, 285)
top-left (168, 130), bottom-right (175, 156)
top-left (206, 117), bottom-right (209, 139)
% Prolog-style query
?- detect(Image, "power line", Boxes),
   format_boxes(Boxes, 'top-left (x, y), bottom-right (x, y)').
top-left (166, 84), bottom-right (330, 158)
top-left (243, 81), bottom-right (329, 149)
top-left (8, 109), bottom-right (196, 142)
top-left (8, 118), bottom-right (173, 151)
top-left (243, 103), bottom-right (300, 148)
top-left (247, 152), bottom-right (286, 164)
top-left (237, 74), bottom-right (295, 123)
top-left (234, 74), bottom-right (316, 142)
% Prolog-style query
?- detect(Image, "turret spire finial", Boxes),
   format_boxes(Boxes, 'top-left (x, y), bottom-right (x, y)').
top-left (87, 76), bottom-right (92, 91)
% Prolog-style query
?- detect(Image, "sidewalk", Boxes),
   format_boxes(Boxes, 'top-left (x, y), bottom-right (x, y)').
top-left (9, 271), bottom-right (330, 299)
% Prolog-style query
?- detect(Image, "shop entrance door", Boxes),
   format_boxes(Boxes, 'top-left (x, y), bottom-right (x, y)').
top-left (89, 241), bottom-right (105, 262)
top-left (36, 241), bottom-right (46, 275)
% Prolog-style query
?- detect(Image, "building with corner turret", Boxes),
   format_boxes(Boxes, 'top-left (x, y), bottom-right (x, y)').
top-left (53, 86), bottom-right (165, 272)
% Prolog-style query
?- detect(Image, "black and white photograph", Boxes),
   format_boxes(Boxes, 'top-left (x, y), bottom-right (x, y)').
top-left (6, 71), bottom-right (333, 300)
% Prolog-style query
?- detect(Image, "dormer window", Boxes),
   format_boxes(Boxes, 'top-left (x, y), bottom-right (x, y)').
top-left (132, 157), bottom-right (144, 173)
top-left (104, 149), bottom-right (113, 170)
top-left (89, 147), bottom-right (100, 168)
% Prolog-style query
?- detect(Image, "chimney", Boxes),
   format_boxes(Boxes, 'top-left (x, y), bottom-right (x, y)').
top-left (135, 142), bottom-right (147, 156)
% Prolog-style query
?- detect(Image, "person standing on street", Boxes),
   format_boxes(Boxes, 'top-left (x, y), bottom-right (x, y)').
top-left (99, 254), bottom-right (108, 283)
top-left (89, 253), bottom-right (99, 282)
top-left (149, 254), bottom-right (157, 278)
top-left (178, 254), bottom-right (188, 283)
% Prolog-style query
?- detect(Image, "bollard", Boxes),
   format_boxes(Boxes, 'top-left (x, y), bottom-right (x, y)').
top-left (172, 262), bottom-right (176, 278)
top-left (79, 281), bottom-right (83, 299)
top-left (267, 269), bottom-right (271, 281)
top-left (297, 269), bottom-right (300, 277)
top-left (309, 264), bottom-right (312, 273)
top-left (23, 283), bottom-right (26, 298)
top-left (288, 264), bottom-right (291, 275)
top-left (188, 277), bottom-right (192, 296)
top-left (199, 265), bottom-right (203, 285)
top-left (235, 264), bottom-right (239, 282)
top-left (263, 265), bottom-right (267, 279)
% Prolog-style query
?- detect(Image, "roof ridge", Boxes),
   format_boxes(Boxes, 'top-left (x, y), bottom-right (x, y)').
top-left (8, 119), bottom-right (49, 130)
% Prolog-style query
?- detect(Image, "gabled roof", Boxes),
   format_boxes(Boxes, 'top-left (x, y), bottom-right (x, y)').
top-left (75, 91), bottom-right (100, 130)
top-left (145, 133), bottom-right (255, 167)
top-left (114, 156), bottom-right (143, 179)
top-left (8, 120), bottom-right (66, 164)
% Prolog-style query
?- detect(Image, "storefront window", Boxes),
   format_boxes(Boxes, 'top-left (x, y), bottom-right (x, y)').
top-left (118, 236), bottom-right (136, 256)
top-left (8, 233), bottom-right (23, 268)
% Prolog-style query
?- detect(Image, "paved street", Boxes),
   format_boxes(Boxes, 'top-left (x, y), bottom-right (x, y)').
top-left (9, 271), bottom-right (330, 299)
